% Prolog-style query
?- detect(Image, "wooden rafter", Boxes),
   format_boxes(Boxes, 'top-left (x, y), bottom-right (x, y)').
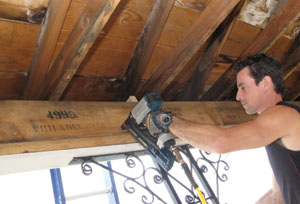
top-left (201, 0), bottom-right (300, 101)
top-left (21, 0), bottom-right (71, 100)
top-left (117, 0), bottom-right (175, 101)
top-left (180, 0), bottom-right (245, 101)
top-left (285, 68), bottom-right (300, 101)
top-left (283, 32), bottom-right (300, 78)
top-left (283, 32), bottom-right (300, 101)
top-left (137, 0), bottom-right (240, 97)
top-left (179, 23), bottom-right (234, 101)
top-left (0, 1), bottom-right (46, 24)
top-left (37, 0), bottom-right (121, 100)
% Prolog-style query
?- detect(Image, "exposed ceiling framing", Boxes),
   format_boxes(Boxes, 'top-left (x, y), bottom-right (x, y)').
top-left (202, 0), bottom-right (300, 101)
top-left (21, 0), bottom-right (72, 100)
top-left (138, 0), bottom-right (241, 98)
top-left (179, 0), bottom-right (246, 101)
top-left (117, 0), bottom-right (175, 101)
top-left (0, 0), bottom-right (299, 102)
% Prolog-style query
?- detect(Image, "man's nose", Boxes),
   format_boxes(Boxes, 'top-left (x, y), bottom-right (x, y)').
top-left (236, 89), bottom-right (241, 101)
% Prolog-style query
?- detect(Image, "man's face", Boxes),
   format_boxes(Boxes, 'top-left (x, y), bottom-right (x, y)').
top-left (236, 67), bottom-right (264, 114)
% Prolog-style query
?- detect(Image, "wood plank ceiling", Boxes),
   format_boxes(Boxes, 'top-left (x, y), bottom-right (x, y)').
top-left (0, 0), bottom-right (300, 102)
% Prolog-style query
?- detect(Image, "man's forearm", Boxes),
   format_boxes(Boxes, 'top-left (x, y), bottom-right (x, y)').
top-left (169, 116), bottom-right (225, 153)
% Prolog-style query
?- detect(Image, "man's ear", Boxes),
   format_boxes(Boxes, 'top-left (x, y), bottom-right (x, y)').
top-left (261, 76), bottom-right (272, 91)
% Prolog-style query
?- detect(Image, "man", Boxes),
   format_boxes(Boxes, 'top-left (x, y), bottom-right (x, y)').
top-left (152, 54), bottom-right (300, 203)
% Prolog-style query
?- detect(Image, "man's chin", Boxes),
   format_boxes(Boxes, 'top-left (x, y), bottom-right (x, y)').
top-left (245, 108), bottom-right (256, 115)
top-left (241, 103), bottom-right (256, 114)
top-left (242, 105), bottom-right (254, 115)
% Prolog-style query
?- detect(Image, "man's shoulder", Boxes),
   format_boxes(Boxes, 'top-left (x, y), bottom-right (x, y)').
top-left (269, 104), bottom-right (300, 151)
top-left (258, 105), bottom-right (295, 122)
top-left (262, 104), bottom-right (300, 117)
top-left (257, 104), bottom-right (300, 137)
top-left (276, 101), bottom-right (300, 113)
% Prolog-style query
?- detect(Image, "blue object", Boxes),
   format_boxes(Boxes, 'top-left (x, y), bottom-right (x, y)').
top-left (50, 168), bottom-right (66, 204)
top-left (145, 92), bottom-right (163, 111)
top-left (103, 161), bottom-right (120, 204)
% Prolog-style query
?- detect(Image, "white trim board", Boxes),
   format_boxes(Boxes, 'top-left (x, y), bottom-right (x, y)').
top-left (0, 139), bottom-right (187, 175)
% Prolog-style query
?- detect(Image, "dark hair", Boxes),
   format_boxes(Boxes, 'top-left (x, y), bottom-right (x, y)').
top-left (234, 53), bottom-right (285, 96)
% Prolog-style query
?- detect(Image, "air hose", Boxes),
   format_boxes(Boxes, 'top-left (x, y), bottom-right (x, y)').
top-left (146, 113), bottom-right (207, 203)
top-left (171, 146), bottom-right (207, 204)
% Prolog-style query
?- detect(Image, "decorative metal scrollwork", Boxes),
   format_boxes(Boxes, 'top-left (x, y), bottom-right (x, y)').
top-left (81, 162), bottom-right (93, 176)
top-left (77, 145), bottom-right (230, 204)
top-left (122, 154), bottom-right (165, 204)
top-left (197, 151), bottom-right (229, 182)
top-left (81, 155), bottom-right (167, 204)
top-left (190, 148), bottom-right (230, 200)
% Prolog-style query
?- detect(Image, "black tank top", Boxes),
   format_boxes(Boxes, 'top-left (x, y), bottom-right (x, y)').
top-left (265, 101), bottom-right (300, 204)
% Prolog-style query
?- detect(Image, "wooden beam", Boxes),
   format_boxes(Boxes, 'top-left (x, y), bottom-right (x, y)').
top-left (137, 0), bottom-right (240, 97)
top-left (21, 0), bottom-right (72, 100)
top-left (285, 68), bottom-right (300, 101)
top-left (201, 0), bottom-right (300, 101)
top-left (282, 32), bottom-right (300, 78)
top-left (0, 1), bottom-right (46, 24)
top-left (37, 0), bottom-right (121, 100)
top-left (117, 0), bottom-right (175, 101)
top-left (0, 100), bottom-right (262, 156)
top-left (179, 23), bottom-right (233, 101)
top-left (175, 0), bottom-right (207, 11)
top-left (282, 33), bottom-right (300, 101)
top-left (273, 0), bottom-right (289, 15)
top-left (180, 0), bottom-right (245, 101)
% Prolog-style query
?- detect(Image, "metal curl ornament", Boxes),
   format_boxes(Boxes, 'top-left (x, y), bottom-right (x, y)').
top-left (80, 156), bottom-right (168, 204)
top-left (153, 174), bottom-right (163, 184)
top-left (81, 161), bottom-right (93, 175)
top-left (126, 155), bottom-right (137, 168)
top-left (122, 178), bottom-right (156, 204)
top-left (194, 150), bottom-right (230, 200)
top-left (185, 195), bottom-right (195, 204)
top-left (124, 154), bottom-right (145, 179)
top-left (123, 154), bottom-right (166, 203)
top-left (197, 151), bottom-right (229, 183)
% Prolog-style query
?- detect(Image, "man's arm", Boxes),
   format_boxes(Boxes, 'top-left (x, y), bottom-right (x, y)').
top-left (169, 105), bottom-right (300, 153)
top-left (255, 174), bottom-right (284, 204)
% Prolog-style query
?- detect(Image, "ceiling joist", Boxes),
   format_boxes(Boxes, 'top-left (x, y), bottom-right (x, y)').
top-left (137, 0), bottom-right (241, 97)
top-left (117, 0), bottom-right (175, 101)
top-left (37, 0), bottom-right (121, 100)
top-left (21, 0), bottom-right (72, 100)
top-left (0, 1), bottom-right (46, 24)
top-left (283, 32), bottom-right (300, 101)
top-left (179, 21), bottom-right (234, 101)
top-left (201, 0), bottom-right (300, 101)
top-left (283, 32), bottom-right (300, 78)
top-left (180, 0), bottom-right (246, 101)
top-left (285, 68), bottom-right (300, 101)
top-left (0, 0), bottom-right (300, 103)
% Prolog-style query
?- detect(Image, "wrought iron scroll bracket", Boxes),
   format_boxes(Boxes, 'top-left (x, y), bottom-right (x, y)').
top-left (72, 144), bottom-right (229, 204)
